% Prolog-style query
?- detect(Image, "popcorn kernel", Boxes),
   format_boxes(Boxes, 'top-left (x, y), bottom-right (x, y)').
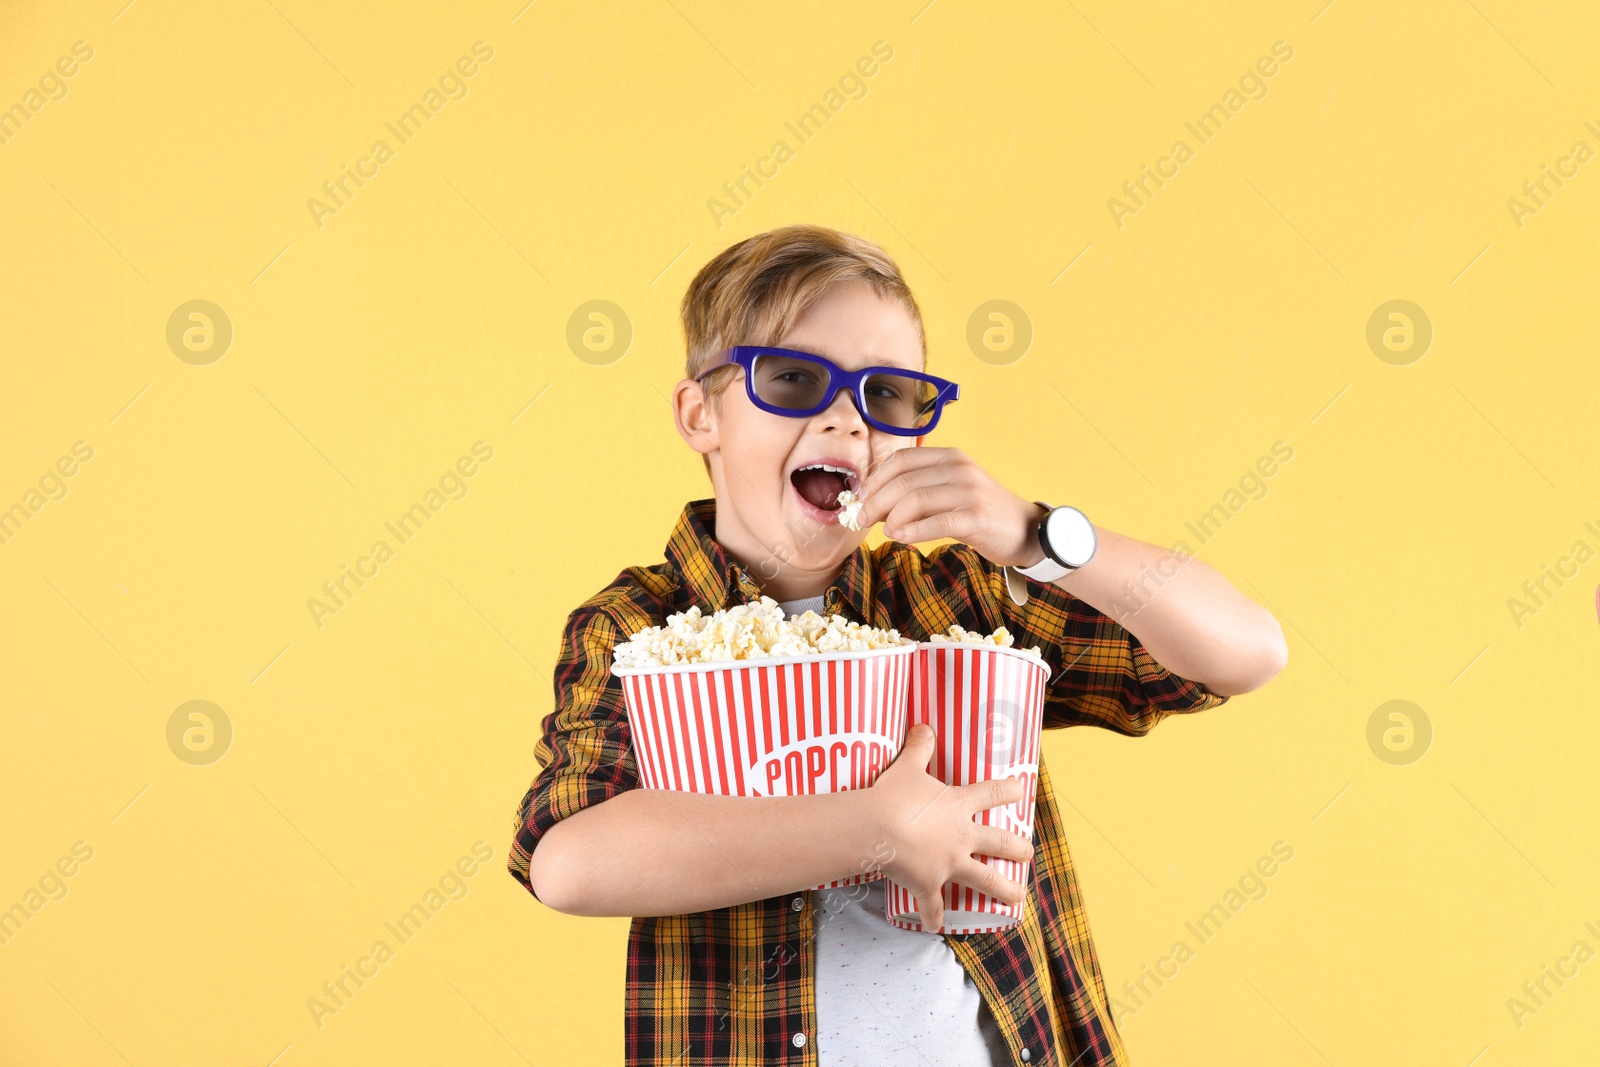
top-left (613, 595), bottom-right (912, 668)
top-left (928, 622), bottom-right (1046, 662)
top-left (836, 489), bottom-right (865, 531)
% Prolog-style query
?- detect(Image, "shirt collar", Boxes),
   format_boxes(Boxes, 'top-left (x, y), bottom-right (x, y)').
top-left (665, 497), bottom-right (876, 622)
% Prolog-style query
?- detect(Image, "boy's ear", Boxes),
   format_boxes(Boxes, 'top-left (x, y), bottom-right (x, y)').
top-left (673, 378), bottom-right (719, 456)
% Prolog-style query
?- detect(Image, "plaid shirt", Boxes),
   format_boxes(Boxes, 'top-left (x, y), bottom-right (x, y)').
top-left (508, 497), bottom-right (1228, 1066)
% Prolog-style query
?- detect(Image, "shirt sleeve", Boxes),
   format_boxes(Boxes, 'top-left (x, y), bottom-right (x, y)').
top-left (507, 603), bottom-right (637, 900)
top-left (931, 543), bottom-right (1229, 737)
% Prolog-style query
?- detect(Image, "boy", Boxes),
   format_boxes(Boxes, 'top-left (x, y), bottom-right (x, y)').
top-left (508, 224), bottom-right (1287, 1066)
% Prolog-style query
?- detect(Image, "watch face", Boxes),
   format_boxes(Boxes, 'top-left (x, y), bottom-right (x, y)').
top-left (1045, 507), bottom-right (1096, 568)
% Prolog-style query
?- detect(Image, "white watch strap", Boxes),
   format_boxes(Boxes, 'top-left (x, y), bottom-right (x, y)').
top-left (1003, 566), bottom-right (1030, 607)
top-left (1015, 553), bottom-right (1073, 583)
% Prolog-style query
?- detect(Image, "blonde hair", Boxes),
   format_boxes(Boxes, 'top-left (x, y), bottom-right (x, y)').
top-left (680, 224), bottom-right (927, 480)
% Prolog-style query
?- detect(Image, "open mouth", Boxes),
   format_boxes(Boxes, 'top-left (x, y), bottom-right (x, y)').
top-left (790, 462), bottom-right (860, 512)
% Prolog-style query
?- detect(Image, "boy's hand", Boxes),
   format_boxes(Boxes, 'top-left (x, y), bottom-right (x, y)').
top-left (856, 446), bottom-right (1046, 568)
top-left (866, 722), bottom-right (1034, 932)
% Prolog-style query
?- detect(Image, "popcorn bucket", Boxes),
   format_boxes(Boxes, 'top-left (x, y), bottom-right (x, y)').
top-left (611, 644), bottom-right (916, 890)
top-left (884, 641), bottom-right (1050, 934)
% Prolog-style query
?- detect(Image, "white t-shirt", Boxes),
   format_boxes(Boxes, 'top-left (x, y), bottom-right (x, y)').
top-left (779, 595), bottom-right (1010, 1067)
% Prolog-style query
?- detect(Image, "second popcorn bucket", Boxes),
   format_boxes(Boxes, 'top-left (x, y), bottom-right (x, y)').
top-left (611, 642), bottom-right (915, 890)
top-left (883, 639), bottom-right (1051, 934)
top-left (607, 597), bottom-right (1050, 909)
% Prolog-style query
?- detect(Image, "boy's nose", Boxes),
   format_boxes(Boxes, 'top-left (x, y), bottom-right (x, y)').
top-left (818, 385), bottom-right (868, 432)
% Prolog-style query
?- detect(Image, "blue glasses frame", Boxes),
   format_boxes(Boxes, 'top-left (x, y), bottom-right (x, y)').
top-left (694, 345), bottom-right (961, 436)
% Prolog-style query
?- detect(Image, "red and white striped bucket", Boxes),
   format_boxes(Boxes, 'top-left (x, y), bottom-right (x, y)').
top-left (611, 644), bottom-right (915, 890)
top-left (884, 641), bottom-right (1049, 934)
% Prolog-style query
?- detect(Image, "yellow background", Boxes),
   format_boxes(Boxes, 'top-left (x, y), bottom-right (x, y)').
top-left (2, 1), bottom-right (1596, 1063)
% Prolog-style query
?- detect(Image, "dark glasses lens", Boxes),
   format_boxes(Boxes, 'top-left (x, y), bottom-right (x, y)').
top-left (862, 370), bottom-right (941, 431)
top-left (749, 353), bottom-right (830, 409)
top-left (749, 353), bottom-right (943, 431)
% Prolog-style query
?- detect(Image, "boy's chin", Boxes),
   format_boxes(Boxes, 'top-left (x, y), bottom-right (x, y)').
top-left (766, 544), bottom-right (856, 577)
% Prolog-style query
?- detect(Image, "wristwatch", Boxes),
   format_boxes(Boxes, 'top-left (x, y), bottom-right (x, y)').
top-left (1015, 501), bottom-right (1096, 582)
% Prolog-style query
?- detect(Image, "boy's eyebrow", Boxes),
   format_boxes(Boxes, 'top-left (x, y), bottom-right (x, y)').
top-left (788, 343), bottom-right (918, 371)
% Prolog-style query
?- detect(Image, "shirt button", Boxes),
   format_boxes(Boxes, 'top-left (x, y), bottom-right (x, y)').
top-left (1020, 1048), bottom-right (1030, 1062)
top-left (791, 896), bottom-right (804, 912)
top-left (791, 1032), bottom-right (807, 1048)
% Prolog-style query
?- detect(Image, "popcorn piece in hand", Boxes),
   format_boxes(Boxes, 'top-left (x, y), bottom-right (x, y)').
top-left (612, 595), bottom-right (912, 668)
top-left (835, 489), bottom-right (865, 531)
top-left (928, 622), bottom-right (1046, 663)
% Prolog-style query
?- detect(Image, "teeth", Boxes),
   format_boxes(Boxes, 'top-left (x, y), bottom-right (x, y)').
top-left (797, 463), bottom-right (857, 480)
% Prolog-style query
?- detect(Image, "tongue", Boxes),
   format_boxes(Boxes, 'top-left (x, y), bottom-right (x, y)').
top-left (792, 468), bottom-right (848, 509)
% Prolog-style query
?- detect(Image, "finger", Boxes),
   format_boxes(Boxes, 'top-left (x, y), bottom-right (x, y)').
top-left (958, 858), bottom-right (1026, 907)
top-left (859, 443), bottom-right (954, 497)
top-left (963, 774), bottom-right (1025, 814)
top-left (876, 489), bottom-right (972, 547)
top-left (859, 463), bottom-right (960, 527)
top-left (895, 721), bottom-right (937, 771)
top-left (857, 437), bottom-right (917, 496)
top-left (890, 502), bottom-right (980, 545)
top-left (973, 825), bottom-right (1035, 864)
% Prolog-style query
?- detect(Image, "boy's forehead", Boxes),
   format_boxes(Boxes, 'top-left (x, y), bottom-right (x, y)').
top-left (776, 339), bottom-right (921, 371)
